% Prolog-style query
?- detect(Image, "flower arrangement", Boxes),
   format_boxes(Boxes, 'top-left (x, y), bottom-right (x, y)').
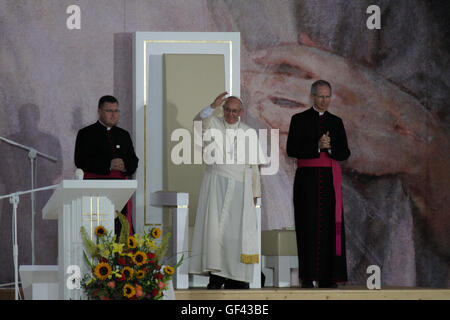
top-left (80, 213), bottom-right (181, 300)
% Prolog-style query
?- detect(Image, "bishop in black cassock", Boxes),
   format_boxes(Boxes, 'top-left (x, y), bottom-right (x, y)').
top-left (74, 95), bottom-right (139, 235)
top-left (286, 80), bottom-right (350, 288)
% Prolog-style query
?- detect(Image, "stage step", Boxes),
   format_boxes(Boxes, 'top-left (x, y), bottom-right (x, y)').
top-left (174, 286), bottom-right (450, 300)
top-left (1, 286), bottom-right (449, 300)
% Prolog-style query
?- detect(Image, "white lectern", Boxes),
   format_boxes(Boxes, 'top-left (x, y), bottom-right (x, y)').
top-left (41, 179), bottom-right (137, 300)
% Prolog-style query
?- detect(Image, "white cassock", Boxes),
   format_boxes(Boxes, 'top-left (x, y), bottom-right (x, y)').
top-left (189, 105), bottom-right (263, 283)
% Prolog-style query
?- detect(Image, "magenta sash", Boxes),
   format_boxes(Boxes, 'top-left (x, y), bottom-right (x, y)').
top-left (83, 170), bottom-right (133, 236)
top-left (297, 152), bottom-right (343, 256)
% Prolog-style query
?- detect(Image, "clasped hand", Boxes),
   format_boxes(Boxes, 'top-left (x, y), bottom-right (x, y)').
top-left (318, 131), bottom-right (331, 149)
top-left (111, 158), bottom-right (125, 172)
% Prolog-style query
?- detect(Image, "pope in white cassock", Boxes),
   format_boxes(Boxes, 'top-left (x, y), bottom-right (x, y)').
top-left (189, 92), bottom-right (263, 289)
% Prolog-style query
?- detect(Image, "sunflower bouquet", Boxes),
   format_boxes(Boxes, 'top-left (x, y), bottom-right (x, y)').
top-left (80, 213), bottom-right (181, 300)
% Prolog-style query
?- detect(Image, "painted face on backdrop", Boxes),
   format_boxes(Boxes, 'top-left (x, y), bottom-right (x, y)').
top-left (243, 42), bottom-right (431, 172)
top-left (98, 102), bottom-right (120, 127)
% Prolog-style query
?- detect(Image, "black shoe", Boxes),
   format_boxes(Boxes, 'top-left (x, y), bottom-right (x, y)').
top-left (318, 281), bottom-right (338, 288)
top-left (207, 274), bottom-right (226, 289)
top-left (224, 279), bottom-right (250, 289)
top-left (301, 280), bottom-right (314, 288)
top-left (207, 282), bottom-right (223, 289)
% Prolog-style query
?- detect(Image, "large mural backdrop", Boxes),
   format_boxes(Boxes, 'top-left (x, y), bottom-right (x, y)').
top-left (0, 0), bottom-right (448, 288)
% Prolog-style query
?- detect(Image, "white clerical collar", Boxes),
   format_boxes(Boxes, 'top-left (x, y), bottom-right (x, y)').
top-left (223, 117), bottom-right (240, 129)
top-left (98, 120), bottom-right (112, 131)
top-left (313, 106), bottom-right (325, 116)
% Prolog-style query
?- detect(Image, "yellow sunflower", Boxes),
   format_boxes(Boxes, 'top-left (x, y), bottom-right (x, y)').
top-left (123, 284), bottom-right (136, 298)
top-left (95, 225), bottom-right (107, 237)
top-left (94, 262), bottom-right (112, 280)
top-left (151, 227), bottom-right (161, 239)
top-left (127, 236), bottom-right (137, 249)
top-left (136, 270), bottom-right (146, 279)
top-left (121, 266), bottom-right (134, 280)
top-left (164, 265), bottom-right (175, 275)
top-left (132, 251), bottom-right (147, 266)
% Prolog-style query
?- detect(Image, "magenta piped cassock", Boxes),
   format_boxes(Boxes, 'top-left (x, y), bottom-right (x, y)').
top-left (297, 152), bottom-right (343, 256)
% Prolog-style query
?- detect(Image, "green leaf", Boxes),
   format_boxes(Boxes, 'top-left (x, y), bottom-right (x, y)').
top-left (174, 254), bottom-right (184, 269)
top-left (80, 226), bottom-right (100, 258)
top-left (155, 232), bottom-right (171, 263)
top-left (83, 250), bottom-right (94, 270)
top-left (117, 211), bottom-right (130, 244)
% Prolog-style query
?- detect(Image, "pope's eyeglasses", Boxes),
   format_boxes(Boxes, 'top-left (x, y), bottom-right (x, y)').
top-left (224, 107), bottom-right (241, 115)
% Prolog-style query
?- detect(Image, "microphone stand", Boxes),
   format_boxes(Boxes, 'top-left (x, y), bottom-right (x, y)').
top-left (0, 184), bottom-right (59, 300)
top-left (0, 136), bottom-right (57, 265)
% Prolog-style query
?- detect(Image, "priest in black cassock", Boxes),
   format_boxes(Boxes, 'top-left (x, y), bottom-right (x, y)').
top-left (74, 95), bottom-right (139, 235)
top-left (286, 80), bottom-right (350, 289)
